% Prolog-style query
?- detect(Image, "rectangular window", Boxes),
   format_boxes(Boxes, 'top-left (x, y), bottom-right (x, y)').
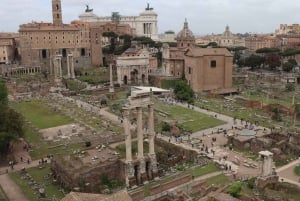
top-left (188, 67), bottom-right (192, 74)
top-left (42, 49), bottom-right (47, 59)
top-left (81, 48), bottom-right (86, 56)
top-left (211, 60), bottom-right (216, 68)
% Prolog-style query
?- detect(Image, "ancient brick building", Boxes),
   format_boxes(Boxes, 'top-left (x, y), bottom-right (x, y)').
top-left (162, 20), bottom-right (234, 92)
top-left (0, 33), bottom-right (18, 64)
top-left (184, 48), bottom-right (233, 92)
top-left (19, 0), bottom-right (103, 74)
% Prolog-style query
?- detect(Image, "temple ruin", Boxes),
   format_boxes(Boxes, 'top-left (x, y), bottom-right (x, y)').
top-left (123, 89), bottom-right (158, 187)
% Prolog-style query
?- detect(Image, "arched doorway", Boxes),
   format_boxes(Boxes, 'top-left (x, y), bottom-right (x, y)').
top-left (130, 69), bottom-right (138, 84)
top-left (142, 74), bottom-right (146, 84)
top-left (123, 75), bottom-right (128, 85)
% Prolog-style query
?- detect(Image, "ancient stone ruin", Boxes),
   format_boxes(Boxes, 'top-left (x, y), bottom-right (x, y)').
top-left (123, 89), bottom-right (158, 187)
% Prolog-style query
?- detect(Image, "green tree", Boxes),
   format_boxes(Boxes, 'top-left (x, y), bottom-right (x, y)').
top-left (174, 80), bottom-right (194, 103)
top-left (256, 47), bottom-right (280, 54)
top-left (285, 83), bottom-right (295, 91)
top-left (281, 48), bottom-right (300, 56)
top-left (227, 182), bottom-right (242, 198)
top-left (244, 54), bottom-right (265, 70)
top-left (0, 105), bottom-right (24, 155)
top-left (0, 81), bottom-right (24, 156)
top-left (282, 62), bottom-right (295, 72)
top-left (0, 79), bottom-right (8, 105)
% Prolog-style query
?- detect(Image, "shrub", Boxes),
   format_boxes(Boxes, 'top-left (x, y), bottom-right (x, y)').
top-left (85, 141), bottom-right (91, 147)
top-left (161, 122), bottom-right (171, 132)
top-left (227, 182), bottom-right (241, 198)
top-left (247, 177), bottom-right (256, 189)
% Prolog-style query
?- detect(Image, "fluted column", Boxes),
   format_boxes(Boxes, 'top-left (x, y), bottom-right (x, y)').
top-left (148, 103), bottom-right (155, 154)
top-left (137, 107), bottom-right (143, 159)
top-left (109, 64), bottom-right (114, 92)
top-left (67, 55), bottom-right (71, 78)
top-left (123, 108), bottom-right (132, 162)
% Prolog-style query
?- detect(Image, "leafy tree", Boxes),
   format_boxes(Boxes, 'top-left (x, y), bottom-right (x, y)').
top-left (265, 53), bottom-right (281, 70)
top-left (161, 122), bottom-right (171, 132)
top-left (286, 83), bottom-right (295, 91)
top-left (282, 62), bottom-right (295, 72)
top-left (0, 79), bottom-right (8, 105)
top-left (288, 58), bottom-right (297, 66)
top-left (174, 79), bottom-right (194, 103)
top-left (281, 48), bottom-right (300, 57)
top-left (227, 182), bottom-right (242, 198)
top-left (243, 54), bottom-right (265, 69)
top-left (0, 81), bottom-right (24, 156)
top-left (0, 105), bottom-right (24, 155)
top-left (133, 36), bottom-right (155, 47)
top-left (256, 47), bottom-right (280, 54)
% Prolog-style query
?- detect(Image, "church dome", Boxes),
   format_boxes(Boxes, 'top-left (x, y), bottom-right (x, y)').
top-left (177, 19), bottom-right (194, 39)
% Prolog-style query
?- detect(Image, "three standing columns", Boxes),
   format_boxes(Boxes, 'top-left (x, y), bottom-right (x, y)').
top-left (124, 103), bottom-right (158, 187)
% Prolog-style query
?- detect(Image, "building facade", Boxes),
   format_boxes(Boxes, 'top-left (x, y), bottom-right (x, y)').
top-left (162, 20), bottom-right (195, 77)
top-left (116, 46), bottom-right (149, 86)
top-left (245, 35), bottom-right (278, 52)
top-left (184, 48), bottom-right (233, 92)
top-left (19, 0), bottom-right (103, 75)
top-left (79, 4), bottom-right (159, 40)
top-left (0, 33), bottom-right (18, 64)
top-left (162, 20), bottom-right (234, 92)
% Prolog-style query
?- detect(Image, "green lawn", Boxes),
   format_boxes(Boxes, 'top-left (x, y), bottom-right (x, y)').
top-left (189, 163), bottom-right (220, 177)
top-left (156, 101), bottom-right (225, 132)
top-left (10, 165), bottom-right (65, 201)
top-left (206, 174), bottom-right (229, 186)
top-left (0, 185), bottom-right (8, 201)
top-left (13, 100), bottom-right (73, 129)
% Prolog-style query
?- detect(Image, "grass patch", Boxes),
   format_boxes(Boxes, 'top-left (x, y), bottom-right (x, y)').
top-left (156, 101), bottom-right (225, 132)
top-left (13, 100), bottom-right (73, 129)
top-left (189, 163), bottom-right (220, 177)
top-left (30, 141), bottom-right (85, 160)
top-left (294, 165), bottom-right (300, 176)
top-left (206, 174), bottom-right (229, 186)
top-left (10, 165), bottom-right (65, 201)
top-left (0, 185), bottom-right (8, 201)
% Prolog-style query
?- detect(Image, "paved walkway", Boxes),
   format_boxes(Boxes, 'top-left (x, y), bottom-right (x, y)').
top-left (0, 174), bottom-right (30, 201)
top-left (277, 159), bottom-right (300, 187)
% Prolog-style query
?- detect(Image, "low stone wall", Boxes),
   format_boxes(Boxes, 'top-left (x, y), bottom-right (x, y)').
top-left (51, 158), bottom-right (125, 192)
top-left (150, 175), bottom-right (191, 196)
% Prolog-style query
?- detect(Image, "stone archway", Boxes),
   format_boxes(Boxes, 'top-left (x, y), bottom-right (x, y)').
top-left (124, 75), bottom-right (128, 85)
top-left (142, 74), bottom-right (146, 84)
top-left (130, 69), bottom-right (138, 84)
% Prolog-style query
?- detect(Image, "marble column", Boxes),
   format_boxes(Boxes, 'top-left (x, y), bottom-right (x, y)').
top-left (123, 108), bottom-right (132, 162)
top-left (137, 107), bottom-right (143, 159)
top-left (67, 54), bottom-right (75, 79)
top-left (148, 103), bottom-right (155, 154)
top-left (109, 64), bottom-right (114, 93)
top-left (148, 102), bottom-right (158, 179)
top-left (123, 107), bottom-right (135, 187)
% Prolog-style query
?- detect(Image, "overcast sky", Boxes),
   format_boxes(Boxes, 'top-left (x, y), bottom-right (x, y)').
top-left (1, 0), bottom-right (300, 35)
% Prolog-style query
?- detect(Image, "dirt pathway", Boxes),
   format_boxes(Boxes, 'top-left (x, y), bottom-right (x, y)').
top-left (0, 174), bottom-right (29, 201)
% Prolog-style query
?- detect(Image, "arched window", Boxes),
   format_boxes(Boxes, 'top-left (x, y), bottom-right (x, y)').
top-left (56, 4), bottom-right (59, 10)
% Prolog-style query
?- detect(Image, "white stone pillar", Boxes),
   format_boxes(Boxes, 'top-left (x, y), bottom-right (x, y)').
top-left (67, 54), bottom-right (71, 78)
top-left (148, 103), bottom-right (155, 154)
top-left (123, 108), bottom-right (132, 162)
top-left (109, 64), bottom-right (114, 93)
top-left (137, 107), bottom-right (143, 159)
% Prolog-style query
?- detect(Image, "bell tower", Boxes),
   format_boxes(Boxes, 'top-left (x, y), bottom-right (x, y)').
top-left (52, 0), bottom-right (63, 26)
